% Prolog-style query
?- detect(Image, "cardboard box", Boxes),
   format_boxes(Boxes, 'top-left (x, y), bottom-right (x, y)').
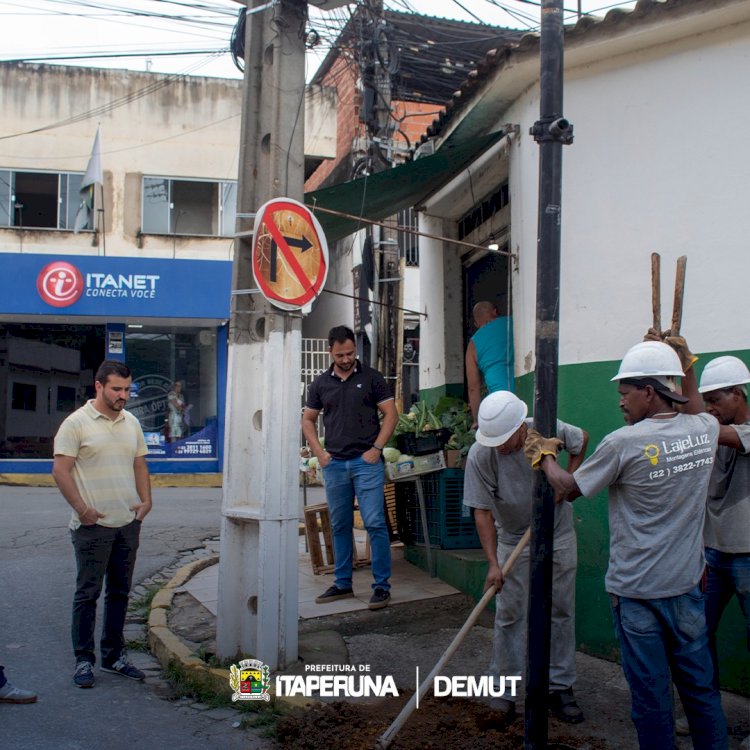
top-left (386, 451), bottom-right (446, 481)
top-left (443, 449), bottom-right (465, 469)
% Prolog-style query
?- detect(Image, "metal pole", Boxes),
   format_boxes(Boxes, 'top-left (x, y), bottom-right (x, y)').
top-left (526, 1), bottom-right (573, 747)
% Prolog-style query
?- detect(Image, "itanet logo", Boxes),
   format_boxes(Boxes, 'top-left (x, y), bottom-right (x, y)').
top-left (37, 261), bottom-right (84, 307)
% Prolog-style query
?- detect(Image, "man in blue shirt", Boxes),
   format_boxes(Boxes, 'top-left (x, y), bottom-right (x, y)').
top-left (466, 301), bottom-right (514, 428)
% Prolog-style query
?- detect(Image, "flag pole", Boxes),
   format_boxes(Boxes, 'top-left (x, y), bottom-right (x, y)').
top-left (99, 182), bottom-right (106, 255)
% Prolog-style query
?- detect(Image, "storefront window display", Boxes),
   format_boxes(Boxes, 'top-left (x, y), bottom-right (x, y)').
top-left (125, 326), bottom-right (219, 459)
top-left (0, 323), bottom-right (103, 459)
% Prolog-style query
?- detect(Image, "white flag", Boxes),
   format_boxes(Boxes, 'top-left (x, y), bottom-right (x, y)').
top-left (74, 127), bottom-right (103, 233)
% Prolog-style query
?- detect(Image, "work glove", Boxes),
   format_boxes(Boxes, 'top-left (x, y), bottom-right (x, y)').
top-left (524, 429), bottom-right (562, 469)
top-left (643, 328), bottom-right (698, 372)
top-left (663, 333), bottom-right (698, 372)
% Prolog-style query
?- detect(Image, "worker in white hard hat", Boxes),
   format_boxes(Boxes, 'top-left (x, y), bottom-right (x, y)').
top-left (698, 356), bottom-right (750, 694)
top-left (462, 390), bottom-right (588, 726)
top-left (526, 339), bottom-right (728, 750)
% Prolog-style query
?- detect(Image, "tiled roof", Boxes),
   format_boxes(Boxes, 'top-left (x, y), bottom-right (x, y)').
top-left (417, 0), bottom-right (727, 145)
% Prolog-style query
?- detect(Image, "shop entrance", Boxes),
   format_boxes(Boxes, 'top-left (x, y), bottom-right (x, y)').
top-left (0, 323), bottom-right (105, 458)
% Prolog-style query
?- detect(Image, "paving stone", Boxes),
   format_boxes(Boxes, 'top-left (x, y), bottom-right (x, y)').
top-left (190, 702), bottom-right (211, 711)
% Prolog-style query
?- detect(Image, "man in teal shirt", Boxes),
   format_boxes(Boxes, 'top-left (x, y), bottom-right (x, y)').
top-left (466, 301), bottom-right (514, 427)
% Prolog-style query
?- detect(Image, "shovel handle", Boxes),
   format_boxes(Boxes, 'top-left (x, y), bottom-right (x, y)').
top-left (375, 528), bottom-right (531, 750)
top-left (671, 255), bottom-right (687, 336)
top-left (651, 252), bottom-right (661, 333)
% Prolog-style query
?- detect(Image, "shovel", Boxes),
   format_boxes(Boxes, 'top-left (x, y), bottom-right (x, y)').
top-left (375, 527), bottom-right (531, 750)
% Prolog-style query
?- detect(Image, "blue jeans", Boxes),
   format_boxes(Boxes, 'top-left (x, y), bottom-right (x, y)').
top-left (70, 520), bottom-right (141, 666)
top-left (704, 547), bottom-right (750, 690)
top-left (610, 587), bottom-right (727, 750)
top-left (322, 455), bottom-right (390, 591)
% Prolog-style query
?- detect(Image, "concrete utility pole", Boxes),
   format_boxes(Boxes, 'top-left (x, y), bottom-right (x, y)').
top-left (526, 0), bottom-right (574, 746)
top-left (216, 0), bottom-right (307, 670)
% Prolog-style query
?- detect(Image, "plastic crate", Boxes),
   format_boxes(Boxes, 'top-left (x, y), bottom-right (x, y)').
top-left (395, 469), bottom-right (480, 550)
top-left (396, 428), bottom-right (452, 456)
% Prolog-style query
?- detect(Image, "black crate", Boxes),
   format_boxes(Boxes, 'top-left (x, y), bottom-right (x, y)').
top-left (395, 468), bottom-right (480, 550)
top-left (396, 428), bottom-right (452, 456)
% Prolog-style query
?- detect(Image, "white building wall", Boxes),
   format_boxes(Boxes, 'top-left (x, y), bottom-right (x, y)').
top-left (502, 18), bottom-right (750, 374)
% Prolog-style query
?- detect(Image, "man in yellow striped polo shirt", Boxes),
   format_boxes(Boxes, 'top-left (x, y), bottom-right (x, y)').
top-left (53, 360), bottom-right (152, 689)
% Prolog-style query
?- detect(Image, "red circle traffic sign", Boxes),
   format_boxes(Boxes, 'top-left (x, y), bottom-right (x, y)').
top-left (251, 198), bottom-right (328, 311)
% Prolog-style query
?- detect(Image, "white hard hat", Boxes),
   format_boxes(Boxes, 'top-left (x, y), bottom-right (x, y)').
top-left (611, 341), bottom-right (684, 381)
top-left (475, 391), bottom-right (528, 447)
top-left (698, 356), bottom-right (750, 393)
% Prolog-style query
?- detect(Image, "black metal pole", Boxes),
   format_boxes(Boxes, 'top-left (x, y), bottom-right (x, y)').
top-left (525, 1), bottom-right (573, 748)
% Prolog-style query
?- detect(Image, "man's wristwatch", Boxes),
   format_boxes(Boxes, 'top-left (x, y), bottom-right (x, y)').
top-left (372, 445), bottom-right (383, 452)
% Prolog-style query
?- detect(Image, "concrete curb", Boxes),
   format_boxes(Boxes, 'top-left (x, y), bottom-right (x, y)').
top-left (0, 473), bottom-right (223, 488)
top-left (147, 554), bottom-right (230, 693)
top-left (146, 553), bottom-right (315, 711)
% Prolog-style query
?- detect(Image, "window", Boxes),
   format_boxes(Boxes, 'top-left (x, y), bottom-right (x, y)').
top-left (397, 207), bottom-right (419, 267)
top-left (142, 177), bottom-right (237, 237)
top-left (56, 385), bottom-right (77, 413)
top-left (0, 170), bottom-right (85, 230)
top-left (11, 382), bottom-right (37, 411)
top-left (125, 326), bottom-right (219, 458)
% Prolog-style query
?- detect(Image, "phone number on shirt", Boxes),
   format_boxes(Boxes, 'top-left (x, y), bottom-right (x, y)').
top-left (649, 456), bottom-right (713, 480)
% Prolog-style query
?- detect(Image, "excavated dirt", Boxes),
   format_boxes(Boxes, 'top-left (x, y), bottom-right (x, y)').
top-left (275, 695), bottom-right (609, 750)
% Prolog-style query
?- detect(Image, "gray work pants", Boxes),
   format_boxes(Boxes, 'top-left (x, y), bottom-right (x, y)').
top-left (488, 537), bottom-right (577, 698)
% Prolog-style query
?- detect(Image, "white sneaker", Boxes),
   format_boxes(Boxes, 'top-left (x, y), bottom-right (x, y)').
top-left (0, 681), bottom-right (37, 704)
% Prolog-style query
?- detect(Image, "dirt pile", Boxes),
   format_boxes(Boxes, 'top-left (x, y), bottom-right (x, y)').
top-left (275, 695), bottom-right (609, 750)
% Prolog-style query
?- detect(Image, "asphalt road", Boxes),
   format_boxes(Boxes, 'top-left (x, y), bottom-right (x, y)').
top-left (0, 485), bottom-right (269, 750)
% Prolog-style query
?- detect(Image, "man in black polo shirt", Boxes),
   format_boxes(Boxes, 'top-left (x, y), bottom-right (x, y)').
top-left (302, 325), bottom-right (398, 610)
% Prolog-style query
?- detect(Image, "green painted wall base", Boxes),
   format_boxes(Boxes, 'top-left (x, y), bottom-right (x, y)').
top-left (404, 544), bottom-right (489, 605)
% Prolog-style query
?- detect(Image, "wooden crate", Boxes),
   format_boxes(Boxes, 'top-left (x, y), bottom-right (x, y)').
top-left (303, 502), bottom-right (372, 575)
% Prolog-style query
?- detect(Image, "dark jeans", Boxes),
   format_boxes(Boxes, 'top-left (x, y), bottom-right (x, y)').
top-left (611, 587), bottom-right (727, 750)
top-left (0, 665), bottom-right (6, 688)
top-left (70, 520), bottom-right (141, 667)
top-left (704, 547), bottom-right (750, 691)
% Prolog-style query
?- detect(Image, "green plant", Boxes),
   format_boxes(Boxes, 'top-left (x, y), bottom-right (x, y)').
top-left (129, 584), bottom-right (162, 619)
top-left (389, 400), bottom-right (442, 446)
top-left (434, 397), bottom-right (475, 455)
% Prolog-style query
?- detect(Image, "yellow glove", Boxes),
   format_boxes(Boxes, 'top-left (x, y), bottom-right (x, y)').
top-left (664, 334), bottom-right (698, 372)
top-left (524, 429), bottom-right (562, 469)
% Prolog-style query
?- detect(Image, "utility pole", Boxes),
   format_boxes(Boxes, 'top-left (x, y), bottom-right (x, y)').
top-left (526, 0), bottom-right (573, 747)
top-left (216, 0), bottom-right (307, 670)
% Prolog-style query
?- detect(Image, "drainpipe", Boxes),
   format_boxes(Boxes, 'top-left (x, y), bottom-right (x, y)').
top-left (526, 1), bottom-right (574, 748)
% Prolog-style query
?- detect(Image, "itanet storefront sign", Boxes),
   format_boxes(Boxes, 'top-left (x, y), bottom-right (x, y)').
top-left (3, 253), bottom-right (232, 319)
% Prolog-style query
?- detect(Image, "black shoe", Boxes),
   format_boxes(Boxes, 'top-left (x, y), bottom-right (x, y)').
top-left (368, 588), bottom-right (391, 610)
top-left (549, 688), bottom-right (584, 723)
top-left (100, 657), bottom-right (145, 681)
top-left (315, 585), bottom-right (354, 604)
top-left (73, 661), bottom-right (95, 689)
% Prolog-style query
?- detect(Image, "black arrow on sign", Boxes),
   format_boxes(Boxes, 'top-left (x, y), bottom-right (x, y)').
top-left (270, 235), bottom-right (313, 282)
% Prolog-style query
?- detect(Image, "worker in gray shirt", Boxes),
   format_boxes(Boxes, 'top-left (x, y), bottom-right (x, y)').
top-left (463, 390), bottom-right (588, 725)
top-left (528, 340), bottom-right (727, 750)
top-left (698, 356), bottom-right (750, 688)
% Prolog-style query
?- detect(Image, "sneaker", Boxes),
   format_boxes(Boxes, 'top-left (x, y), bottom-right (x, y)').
top-left (100, 657), bottom-right (145, 681)
top-left (549, 688), bottom-right (584, 724)
top-left (315, 585), bottom-right (354, 604)
top-left (675, 716), bottom-right (690, 736)
top-left (488, 697), bottom-right (516, 727)
top-left (368, 588), bottom-right (391, 610)
top-left (0, 681), bottom-right (38, 704)
top-left (73, 661), bottom-right (95, 689)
